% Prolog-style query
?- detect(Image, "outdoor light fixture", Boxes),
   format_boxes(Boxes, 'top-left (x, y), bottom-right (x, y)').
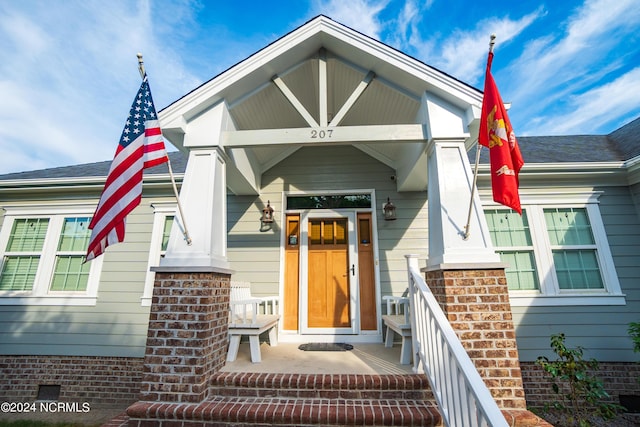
top-left (261, 200), bottom-right (274, 224)
top-left (383, 197), bottom-right (396, 221)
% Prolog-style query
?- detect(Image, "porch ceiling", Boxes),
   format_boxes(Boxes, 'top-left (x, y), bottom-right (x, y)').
top-left (228, 53), bottom-right (422, 172)
top-left (160, 16), bottom-right (482, 195)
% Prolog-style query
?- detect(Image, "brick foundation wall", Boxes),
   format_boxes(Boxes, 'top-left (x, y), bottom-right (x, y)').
top-left (521, 361), bottom-right (640, 410)
top-left (425, 267), bottom-right (527, 409)
top-left (0, 355), bottom-right (143, 407)
top-left (140, 270), bottom-right (231, 403)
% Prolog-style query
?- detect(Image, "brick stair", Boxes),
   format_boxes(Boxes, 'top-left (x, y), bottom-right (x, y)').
top-left (125, 372), bottom-right (442, 426)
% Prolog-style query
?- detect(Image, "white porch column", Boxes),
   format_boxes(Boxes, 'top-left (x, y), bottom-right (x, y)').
top-left (426, 139), bottom-right (500, 267)
top-left (160, 147), bottom-right (229, 270)
top-left (160, 101), bottom-right (233, 270)
top-left (418, 91), bottom-right (500, 268)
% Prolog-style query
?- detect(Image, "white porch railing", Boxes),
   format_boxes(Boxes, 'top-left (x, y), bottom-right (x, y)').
top-left (405, 255), bottom-right (508, 427)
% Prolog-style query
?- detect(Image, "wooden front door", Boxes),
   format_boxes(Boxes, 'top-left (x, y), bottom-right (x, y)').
top-left (307, 218), bottom-right (351, 328)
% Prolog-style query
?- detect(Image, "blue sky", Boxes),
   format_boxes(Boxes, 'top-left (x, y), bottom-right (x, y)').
top-left (0, 0), bottom-right (639, 175)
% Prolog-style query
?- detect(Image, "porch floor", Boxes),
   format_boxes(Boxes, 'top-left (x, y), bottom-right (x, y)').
top-left (220, 342), bottom-right (415, 375)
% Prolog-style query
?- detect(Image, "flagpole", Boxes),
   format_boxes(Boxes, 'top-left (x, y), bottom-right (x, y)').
top-left (463, 34), bottom-right (496, 240)
top-left (137, 53), bottom-right (193, 246)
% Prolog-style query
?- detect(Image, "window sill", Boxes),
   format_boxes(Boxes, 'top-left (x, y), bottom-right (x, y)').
top-left (509, 293), bottom-right (626, 307)
top-left (0, 294), bottom-right (98, 306)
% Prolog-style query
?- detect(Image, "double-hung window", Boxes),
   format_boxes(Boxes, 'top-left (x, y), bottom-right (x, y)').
top-left (142, 203), bottom-right (175, 306)
top-left (484, 192), bottom-right (624, 306)
top-left (0, 206), bottom-right (104, 305)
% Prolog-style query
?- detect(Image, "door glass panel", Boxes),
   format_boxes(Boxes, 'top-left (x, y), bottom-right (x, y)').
top-left (335, 220), bottom-right (347, 244)
top-left (310, 219), bottom-right (348, 246)
top-left (323, 221), bottom-right (334, 244)
top-left (310, 221), bottom-right (321, 245)
top-left (288, 195), bottom-right (371, 209)
top-left (358, 218), bottom-right (370, 244)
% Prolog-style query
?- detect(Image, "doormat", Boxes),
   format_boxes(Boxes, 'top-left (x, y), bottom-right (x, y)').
top-left (298, 343), bottom-right (354, 352)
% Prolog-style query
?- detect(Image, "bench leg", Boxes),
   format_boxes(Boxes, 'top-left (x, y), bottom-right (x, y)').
top-left (384, 325), bottom-right (395, 348)
top-left (227, 334), bottom-right (241, 362)
top-left (400, 336), bottom-right (412, 365)
top-left (268, 326), bottom-right (278, 347)
top-left (249, 335), bottom-right (262, 363)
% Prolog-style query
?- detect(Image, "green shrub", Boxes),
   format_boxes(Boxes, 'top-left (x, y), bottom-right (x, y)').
top-left (536, 333), bottom-right (623, 427)
top-left (628, 322), bottom-right (640, 354)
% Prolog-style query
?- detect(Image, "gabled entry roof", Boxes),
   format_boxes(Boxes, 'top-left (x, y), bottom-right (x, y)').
top-left (161, 15), bottom-right (481, 131)
top-left (159, 15), bottom-right (486, 194)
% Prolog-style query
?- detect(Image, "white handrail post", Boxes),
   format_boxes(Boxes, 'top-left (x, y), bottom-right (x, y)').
top-left (405, 254), bottom-right (421, 373)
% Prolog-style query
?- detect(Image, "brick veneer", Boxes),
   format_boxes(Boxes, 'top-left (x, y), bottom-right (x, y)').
top-left (0, 355), bottom-right (143, 406)
top-left (521, 361), bottom-right (640, 410)
top-left (425, 267), bottom-right (527, 409)
top-left (139, 270), bottom-right (231, 403)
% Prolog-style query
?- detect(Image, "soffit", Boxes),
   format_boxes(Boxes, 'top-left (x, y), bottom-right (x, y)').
top-left (159, 16), bottom-right (481, 191)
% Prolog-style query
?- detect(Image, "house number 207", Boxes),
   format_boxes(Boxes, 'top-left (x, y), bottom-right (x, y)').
top-left (310, 129), bottom-right (333, 139)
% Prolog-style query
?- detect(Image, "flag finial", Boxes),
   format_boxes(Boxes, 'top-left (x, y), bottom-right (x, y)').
top-left (489, 34), bottom-right (496, 53)
top-left (137, 53), bottom-right (145, 79)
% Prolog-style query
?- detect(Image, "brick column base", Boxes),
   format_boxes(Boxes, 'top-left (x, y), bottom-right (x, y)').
top-left (425, 266), bottom-right (527, 409)
top-left (139, 269), bottom-right (231, 403)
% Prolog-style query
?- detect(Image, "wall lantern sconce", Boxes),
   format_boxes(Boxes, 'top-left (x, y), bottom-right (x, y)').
top-left (261, 200), bottom-right (274, 224)
top-left (383, 197), bottom-right (396, 221)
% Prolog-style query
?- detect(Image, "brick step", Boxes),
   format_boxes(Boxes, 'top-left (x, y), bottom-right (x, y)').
top-left (121, 371), bottom-right (553, 426)
top-left (210, 372), bottom-right (435, 400)
top-left (124, 373), bottom-right (441, 426)
top-left (126, 396), bottom-right (442, 426)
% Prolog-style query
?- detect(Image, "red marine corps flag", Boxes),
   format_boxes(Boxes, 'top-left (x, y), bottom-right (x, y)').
top-left (478, 43), bottom-right (524, 214)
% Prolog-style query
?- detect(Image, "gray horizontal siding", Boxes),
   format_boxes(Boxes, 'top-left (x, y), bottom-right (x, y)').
top-left (511, 185), bottom-right (640, 362)
top-left (227, 145), bottom-right (428, 304)
top-left (0, 196), bottom-right (174, 357)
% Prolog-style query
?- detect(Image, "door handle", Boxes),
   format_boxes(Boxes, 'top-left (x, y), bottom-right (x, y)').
top-left (351, 264), bottom-right (355, 276)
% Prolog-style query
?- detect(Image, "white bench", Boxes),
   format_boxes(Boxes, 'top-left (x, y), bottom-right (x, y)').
top-left (381, 295), bottom-right (412, 365)
top-left (227, 281), bottom-right (280, 363)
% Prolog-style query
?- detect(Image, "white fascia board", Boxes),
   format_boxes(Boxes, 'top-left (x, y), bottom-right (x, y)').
top-left (316, 18), bottom-right (482, 108)
top-left (0, 174), bottom-right (180, 193)
top-left (624, 155), bottom-right (640, 185)
top-left (477, 162), bottom-right (627, 186)
top-left (159, 16), bottom-right (482, 127)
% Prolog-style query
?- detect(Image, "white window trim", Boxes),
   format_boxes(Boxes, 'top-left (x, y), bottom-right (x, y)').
top-left (0, 205), bottom-right (104, 306)
top-left (142, 203), bottom-right (176, 306)
top-left (482, 190), bottom-right (625, 307)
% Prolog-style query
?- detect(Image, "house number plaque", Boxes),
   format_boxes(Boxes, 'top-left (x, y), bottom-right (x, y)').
top-left (310, 129), bottom-right (333, 139)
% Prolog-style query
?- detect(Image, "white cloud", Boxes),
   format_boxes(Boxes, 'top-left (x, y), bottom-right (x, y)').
top-left (536, 67), bottom-right (640, 135)
top-left (508, 0), bottom-right (640, 131)
top-left (429, 8), bottom-right (544, 84)
top-left (312, 0), bottom-right (390, 38)
top-left (0, 0), bottom-right (202, 174)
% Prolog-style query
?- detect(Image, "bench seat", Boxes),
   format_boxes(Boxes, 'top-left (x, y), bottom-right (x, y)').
top-left (381, 296), bottom-right (412, 365)
top-left (227, 282), bottom-right (280, 364)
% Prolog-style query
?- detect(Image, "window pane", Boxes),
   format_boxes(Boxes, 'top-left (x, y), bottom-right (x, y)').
top-left (0, 256), bottom-right (39, 291)
top-left (161, 216), bottom-right (174, 252)
top-left (544, 208), bottom-right (594, 245)
top-left (499, 251), bottom-right (539, 291)
top-left (7, 219), bottom-right (49, 252)
top-left (359, 218), bottom-right (371, 244)
top-left (323, 221), bottom-right (334, 244)
top-left (335, 220), bottom-right (347, 244)
top-left (553, 249), bottom-right (603, 290)
top-left (58, 217), bottom-right (91, 252)
top-left (485, 210), bottom-right (532, 247)
top-left (287, 194), bottom-right (371, 209)
top-left (310, 221), bottom-right (321, 245)
top-left (50, 256), bottom-right (90, 291)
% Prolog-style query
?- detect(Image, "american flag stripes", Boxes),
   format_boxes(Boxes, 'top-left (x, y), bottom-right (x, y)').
top-left (86, 76), bottom-right (168, 261)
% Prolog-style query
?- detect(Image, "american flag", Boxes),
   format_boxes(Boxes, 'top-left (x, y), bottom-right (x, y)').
top-left (86, 76), bottom-right (168, 261)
